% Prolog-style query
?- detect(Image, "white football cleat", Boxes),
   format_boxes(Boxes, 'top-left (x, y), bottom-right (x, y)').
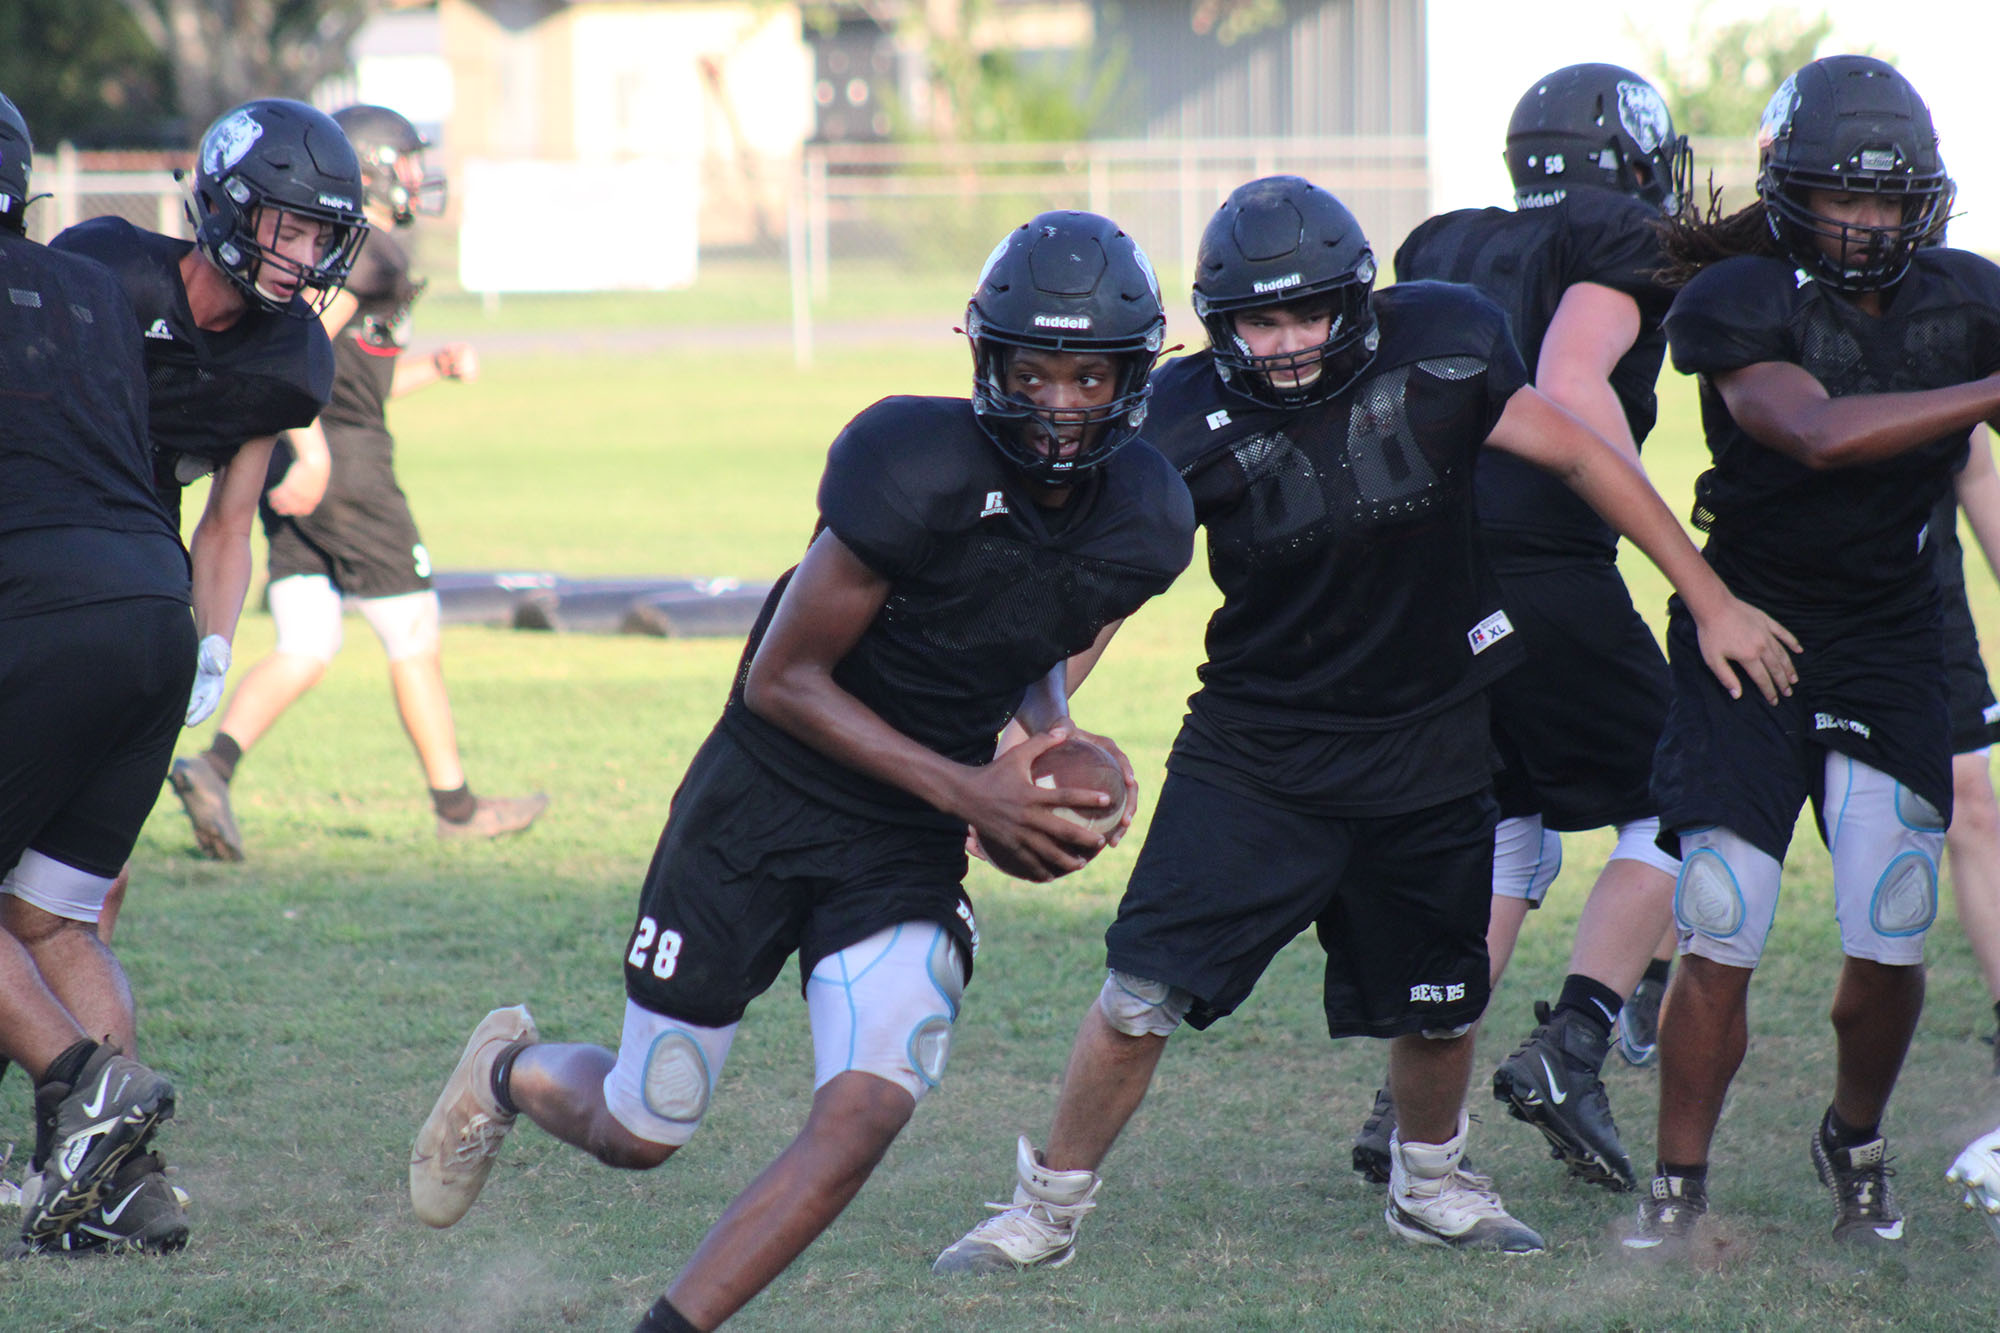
top-left (933, 1136), bottom-right (1100, 1273)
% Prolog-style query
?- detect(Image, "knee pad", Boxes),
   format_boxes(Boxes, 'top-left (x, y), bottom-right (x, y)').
top-left (1491, 815), bottom-right (1561, 904)
top-left (1673, 825), bottom-right (1782, 967)
top-left (806, 923), bottom-right (967, 1102)
top-left (1609, 816), bottom-right (1681, 877)
top-left (268, 574), bottom-right (344, 663)
top-left (0, 850), bottom-right (116, 924)
top-left (603, 1000), bottom-right (737, 1148)
top-left (1096, 969), bottom-right (1193, 1038)
top-left (358, 590), bottom-right (441, 663)
top-left (1824, 754), bottom-right (1941, 961)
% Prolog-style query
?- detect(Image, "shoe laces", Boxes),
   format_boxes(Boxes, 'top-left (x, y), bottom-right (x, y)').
top-left (975, 1187), bottom-right (1097, 1235)
top-left (451, 1112), bottom-right (513, 1164)
top-left (1833, 1156), bottom-right (1897, 1219)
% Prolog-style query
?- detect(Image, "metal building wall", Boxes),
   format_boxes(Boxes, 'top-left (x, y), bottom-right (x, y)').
top-left (1095, 0), bottom-right (1426, 140)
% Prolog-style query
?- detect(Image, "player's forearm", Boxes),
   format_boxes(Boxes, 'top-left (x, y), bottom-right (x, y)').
top-left (1011, 663), bottom-right (1071, 737)
top-left (744, 665), bottom-right (983, 819)
top-left (187, 523), bottom-right (253, 642)
top-left (1563, 445), bottom-right (1734, 616)
top-left (1739, 372), bottom-right (2000, 471)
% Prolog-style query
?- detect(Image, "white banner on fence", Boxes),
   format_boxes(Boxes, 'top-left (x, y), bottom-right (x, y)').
top-left (458, 158), bottom-right (699, 293)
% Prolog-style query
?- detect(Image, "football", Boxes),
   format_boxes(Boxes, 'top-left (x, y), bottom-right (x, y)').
top-left (1034, 735), bottom-right (1128, 837)
top-left (980, 736), bottom-right (1129, 881)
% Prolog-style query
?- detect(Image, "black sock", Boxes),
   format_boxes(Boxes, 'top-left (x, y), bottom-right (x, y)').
top-left (1644, 957), bottom-right (1672, 986)
top-left (1658, 1159), bottom-right (1708, 1187)
top-left (634, 1296), bottom-right (701, 1333)
top-left (432, 784), bottom-right (477, 823)
top-left (39, 1037), bottom-right (97, 1091)
top-left (1553, 974), bottom-right (1624, 1040)
top-left (490, 1041), bottom-right (527, 1117)
top-left (1821, 1104), bottom-right (1879, 1149)
top-left (206, 733), bottom-right (243, 783)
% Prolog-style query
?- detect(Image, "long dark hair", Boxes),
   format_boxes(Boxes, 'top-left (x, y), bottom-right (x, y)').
top-left (1653, 179), bottom-right (1782, 288)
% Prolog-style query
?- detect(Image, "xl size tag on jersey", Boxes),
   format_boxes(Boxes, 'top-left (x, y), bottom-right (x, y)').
top-left (1467, 610), bottom-right (1514, 655)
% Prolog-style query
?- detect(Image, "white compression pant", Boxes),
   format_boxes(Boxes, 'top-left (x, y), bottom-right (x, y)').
top-left (0, 849), bottom-right (116, 924)
top-left (1675, 753), bottom-right (1941, 968)
top-left (268, 574), bottom-right (441, 664)
top-left (1491, 815), bottom-right (1678, 905)
top-left (603, 922), bottom-right (967, 1147)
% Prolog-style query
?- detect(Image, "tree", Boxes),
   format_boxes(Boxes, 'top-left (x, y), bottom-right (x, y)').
top-left (1638, 5), bottom-right (1836, 137)
top-left (0, 0), bottom-right (175, 146)
top-left (113, 0), bottom-right (385, 133)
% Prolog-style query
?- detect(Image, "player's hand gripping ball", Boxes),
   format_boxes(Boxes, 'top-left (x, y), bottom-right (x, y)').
top-left (982, 736), bottom-right (1130, 881)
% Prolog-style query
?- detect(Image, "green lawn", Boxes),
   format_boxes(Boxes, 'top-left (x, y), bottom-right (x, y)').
top-left (5, 333), bottom-right (2000, 1331)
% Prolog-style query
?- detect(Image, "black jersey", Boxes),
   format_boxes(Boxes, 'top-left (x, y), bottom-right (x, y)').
top-left (0, 232), bottom-right (187, 619)
top-left (1395, 188), bottom-right (1672, 563)
top-left (1933, 490), bottom-right (1969, 591)
top-left (720, 396), bottom-right (1194, 826)
top-left (1148, 282), bottom-right (1529, 814)
top-left (1667, 249), bottom-right (2000, 624)
top-left (51, 217), bottom-right (333, 513)
top-left (324, 228), bottom-right (421, 437)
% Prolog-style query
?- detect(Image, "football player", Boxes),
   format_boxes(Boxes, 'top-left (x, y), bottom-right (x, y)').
top-left (1626, 55), bottom-right (2000, 1254)
top-left (0, 89), bottom-right (183, 1256)
top-left (404, 212), bottom-right (1195, 1333)
top-left (1352, 63), bottom-right (1693, 1194)
top-left (38, 95), bottom-right (365, 1244)
top-left (934, 176), bottom-right (1794, 1267)
top-left (170, 103), bottom-right (546, 861)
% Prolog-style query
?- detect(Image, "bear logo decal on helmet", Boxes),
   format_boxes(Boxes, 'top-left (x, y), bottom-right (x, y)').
top-left (203, 111), bottom-right (264, 176)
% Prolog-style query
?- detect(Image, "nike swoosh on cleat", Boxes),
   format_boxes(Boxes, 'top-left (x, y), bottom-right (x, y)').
top-left (80, 1067), bottom-right (118, 1118)
top-left (98, 1186), bottom-right (142, 1226)
top-left (1538, 1055), bottom-right (1567, 1105)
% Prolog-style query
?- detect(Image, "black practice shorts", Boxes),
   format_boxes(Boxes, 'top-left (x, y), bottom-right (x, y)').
top-left (0, 598), bottom-right (195, 878)
top-left (263, 427), bottom-right (430, 599)
top-left (1651, 602), bottom-right (1952, 862)
top-left (1106, 772), bottom-right (1495, 1040)
top-left (1488, 559), bottom-right (1670, 829)
top-left (622, 729), bottom-right (976, 1029)
top-left (1941, 577), bottom-right (2000, 754)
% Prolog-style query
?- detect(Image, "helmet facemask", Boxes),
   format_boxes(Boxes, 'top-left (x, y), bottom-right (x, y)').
top-left (969, 323), bottom-right (1158, 485)
top-left (1761, 167), bottom-right (1951, 292)
top-left (1198, 257), bottom-right (1378, 409)
top-left (199, 185), bottom-right (368, 316)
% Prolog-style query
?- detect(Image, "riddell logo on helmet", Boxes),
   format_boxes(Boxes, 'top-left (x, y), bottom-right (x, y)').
top-left (318, 194), bottom-right (355, 210)
top-left (1252, 272), bottom-right (1303, 294)
top-left (1033, 314), bottom-right (1091, 329)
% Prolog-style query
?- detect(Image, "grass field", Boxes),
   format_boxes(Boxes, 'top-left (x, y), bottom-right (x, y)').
top-left (7, 322), bottom-right (2000, 1332)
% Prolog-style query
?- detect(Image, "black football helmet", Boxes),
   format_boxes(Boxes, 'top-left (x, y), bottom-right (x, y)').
top-left (186, 99), bottom-right (369, 317)
top-left (1757, 55), bottom-right (1951, 292)
top-left (966, 211), bottom-right (1166, 484)
top-left (332, 103), bottom-right (445, 227)
top-left (1505, 64), bottom-right (1691, 216)
top-left (1192, 175), bottom-right (1378, 408)
top-left (0, 90), bottom-right (31, 234)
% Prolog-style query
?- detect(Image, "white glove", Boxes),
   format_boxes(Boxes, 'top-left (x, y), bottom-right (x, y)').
top-left (1946, 1122), bottom-right (2000, 1242)
top-left (185, 634), bottom-right (232, 726)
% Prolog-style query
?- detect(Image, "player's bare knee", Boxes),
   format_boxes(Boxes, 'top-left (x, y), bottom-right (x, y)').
top-left (1097, 969), bottom-right (1192, 1038)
